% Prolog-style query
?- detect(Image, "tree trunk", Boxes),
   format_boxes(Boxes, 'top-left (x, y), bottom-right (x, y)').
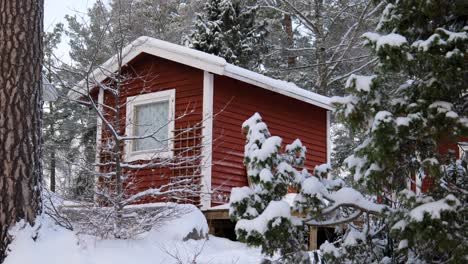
top-left (283, 13), bottom-right (296, 67)
top-left (49, 102), bottom-right (56, 192)
top-left (0, 0), bottom-right (43, 261)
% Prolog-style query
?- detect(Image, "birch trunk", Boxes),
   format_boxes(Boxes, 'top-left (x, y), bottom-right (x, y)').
top-left (313, 0), bottom-right (327, 96)
top-left (0, 0), bottom-right (43, 261)
top-left (48, 101), bottom-right (56, 192)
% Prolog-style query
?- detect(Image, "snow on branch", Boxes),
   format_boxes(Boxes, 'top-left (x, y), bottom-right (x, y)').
top-left (123, 186), bottom-right (194, 206)
top-left (230, 113), bottom-right (387, 260)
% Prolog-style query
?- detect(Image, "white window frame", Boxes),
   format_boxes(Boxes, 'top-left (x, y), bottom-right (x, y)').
top-left (125, 89), bottom-right (175, 162)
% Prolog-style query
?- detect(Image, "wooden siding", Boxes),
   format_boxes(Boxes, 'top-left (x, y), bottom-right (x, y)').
top-left (99, 53), bottom-right (204, 204)
top-left (211, 75), bottom-right (328, 206)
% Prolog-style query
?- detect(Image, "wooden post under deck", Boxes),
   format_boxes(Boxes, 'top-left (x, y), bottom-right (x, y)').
top-left (309, 226), bottom-right (318, 250)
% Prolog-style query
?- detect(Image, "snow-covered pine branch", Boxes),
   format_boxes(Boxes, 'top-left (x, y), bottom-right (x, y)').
top-left (229, 113), bottom-right (385, 262)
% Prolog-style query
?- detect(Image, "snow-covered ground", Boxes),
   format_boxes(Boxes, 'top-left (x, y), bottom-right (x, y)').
top-left (4, 205), bottom-right (264, 264)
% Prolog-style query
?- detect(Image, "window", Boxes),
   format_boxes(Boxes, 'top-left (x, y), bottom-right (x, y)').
top-left (125, 89), bottom-right (175, 161)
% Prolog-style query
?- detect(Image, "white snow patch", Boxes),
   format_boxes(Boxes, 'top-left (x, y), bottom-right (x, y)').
top-left (446, 48), bottom-right (461, 58)
top-left (208, 203), bottom-right (230, 210)
top-left (362, 32), bottom-right (381, 44)
top-left (343, 228), bottom-right (365, 247)
top-left (398, 239), bottom-right (408, 250)
top-left (251, 136), bottom-right (282, 161)
top-left (285, 139), bottom-right (304, 152)
top-left (445, 111), bottom-right (458, 119)
top-left (412, 34), bottom-right (446, 51)
top-left (396, 116), bottom-right (411, 127)
top-left (364, 163), bottom-right (382, 178)
top-left (459, 117), bottom-right (468, 128)
top-left (330, 95), bottom-right (359, 117)
top-left (409, 194), bottom-right (460, 222)
top-left (345, 74), bottom-right (376, 92)
top-left (5, 207), bottom-right (263, 264)
top-left (301, 176), bottom-right (327, 197)
top-left (150, 205), bottom-right (208, 241)
top-left (314, 164), bottom-right (331, 176)
top-left (344, 155), bottom-right (367, 181)
top-left (429, 101), bottom-right (453, 113)
top-left (372, 111), bottom-right (393, 131)
top-left (320, 241), bottom-right (340, 258)
top-left (236, 201), bottom-right (290, 235)
top-left (242, 112), bottom-right (262, 130)
top-left (214, 193), bottom-right (299, 210)
top-left (283, 193), bottom-right (298, 207)
top-left (285, 139), bottom-right (306, 160)
top-left (230, 186), bottom-right (254, 204)
top-left (438, 28), bottom-right (468, 42)
top-left (392, 219), bottom-right (408, 231)
top-left (259, 168), bottom-right (273, 183)
top-left (363, 32), bottom-right (407, 50)
top-left (376, 33), bottom-right (408, 50)
top-left (329, 188), bottom-right (385, 213)
top-left (277, 162), bottom-right (300, 181)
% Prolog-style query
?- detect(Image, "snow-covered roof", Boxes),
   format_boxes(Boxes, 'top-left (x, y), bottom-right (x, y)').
top-left (69, 36), bottom-right (332, 110)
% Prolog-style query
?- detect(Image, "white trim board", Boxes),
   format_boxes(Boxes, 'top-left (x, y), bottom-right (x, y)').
top-left (95, 87), bottom-right (104, 167)
top-left (69, 36), bottom-right (332, 111)
top-left (200, 71), bottom-right (214, 209)
top-left (94, 87), bottom-right (104, 203)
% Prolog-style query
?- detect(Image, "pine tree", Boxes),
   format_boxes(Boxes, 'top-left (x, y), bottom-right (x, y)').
top-left (188, 0), bottom-right (224, 57)
top-left (188, 0), bottom-right (267, 69)
top-left (229, 113), bottom-right (309, 263)
top-left (66, 1), bottom-right (113, 70)
top-left (231, 1), bottom-right (467, 262)
top-left (42, 23), bottom-right (97, 199)
top-left (327, 0), bottom-right (468, 262)
top-left (0, 0), bottom-right (43, 261)
top-left (230, 113), bottom-right (385, 263)
top-left (43, 23), bottom-right (64, 193)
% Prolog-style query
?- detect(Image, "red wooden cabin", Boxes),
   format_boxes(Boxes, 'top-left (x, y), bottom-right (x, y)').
top-left (70, 37), bottom-right (332, 211)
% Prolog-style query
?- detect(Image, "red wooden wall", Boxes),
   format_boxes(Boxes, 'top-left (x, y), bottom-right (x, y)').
top-left (410, 137), bottom-right (468, 193)
top-left (211, 75), bottom-right (328, 206)
top-left (97, 53), bottom-right (330, 207)
top-left (99, 53), bottom-right (204, 204)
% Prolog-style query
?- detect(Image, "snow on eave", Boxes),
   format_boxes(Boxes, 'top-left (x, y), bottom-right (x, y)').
top-left (69, 36), bottom-right (332, 110)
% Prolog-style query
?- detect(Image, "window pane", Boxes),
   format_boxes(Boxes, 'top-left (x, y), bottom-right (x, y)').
top-left (133, 101), bottom-right (169, 152)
